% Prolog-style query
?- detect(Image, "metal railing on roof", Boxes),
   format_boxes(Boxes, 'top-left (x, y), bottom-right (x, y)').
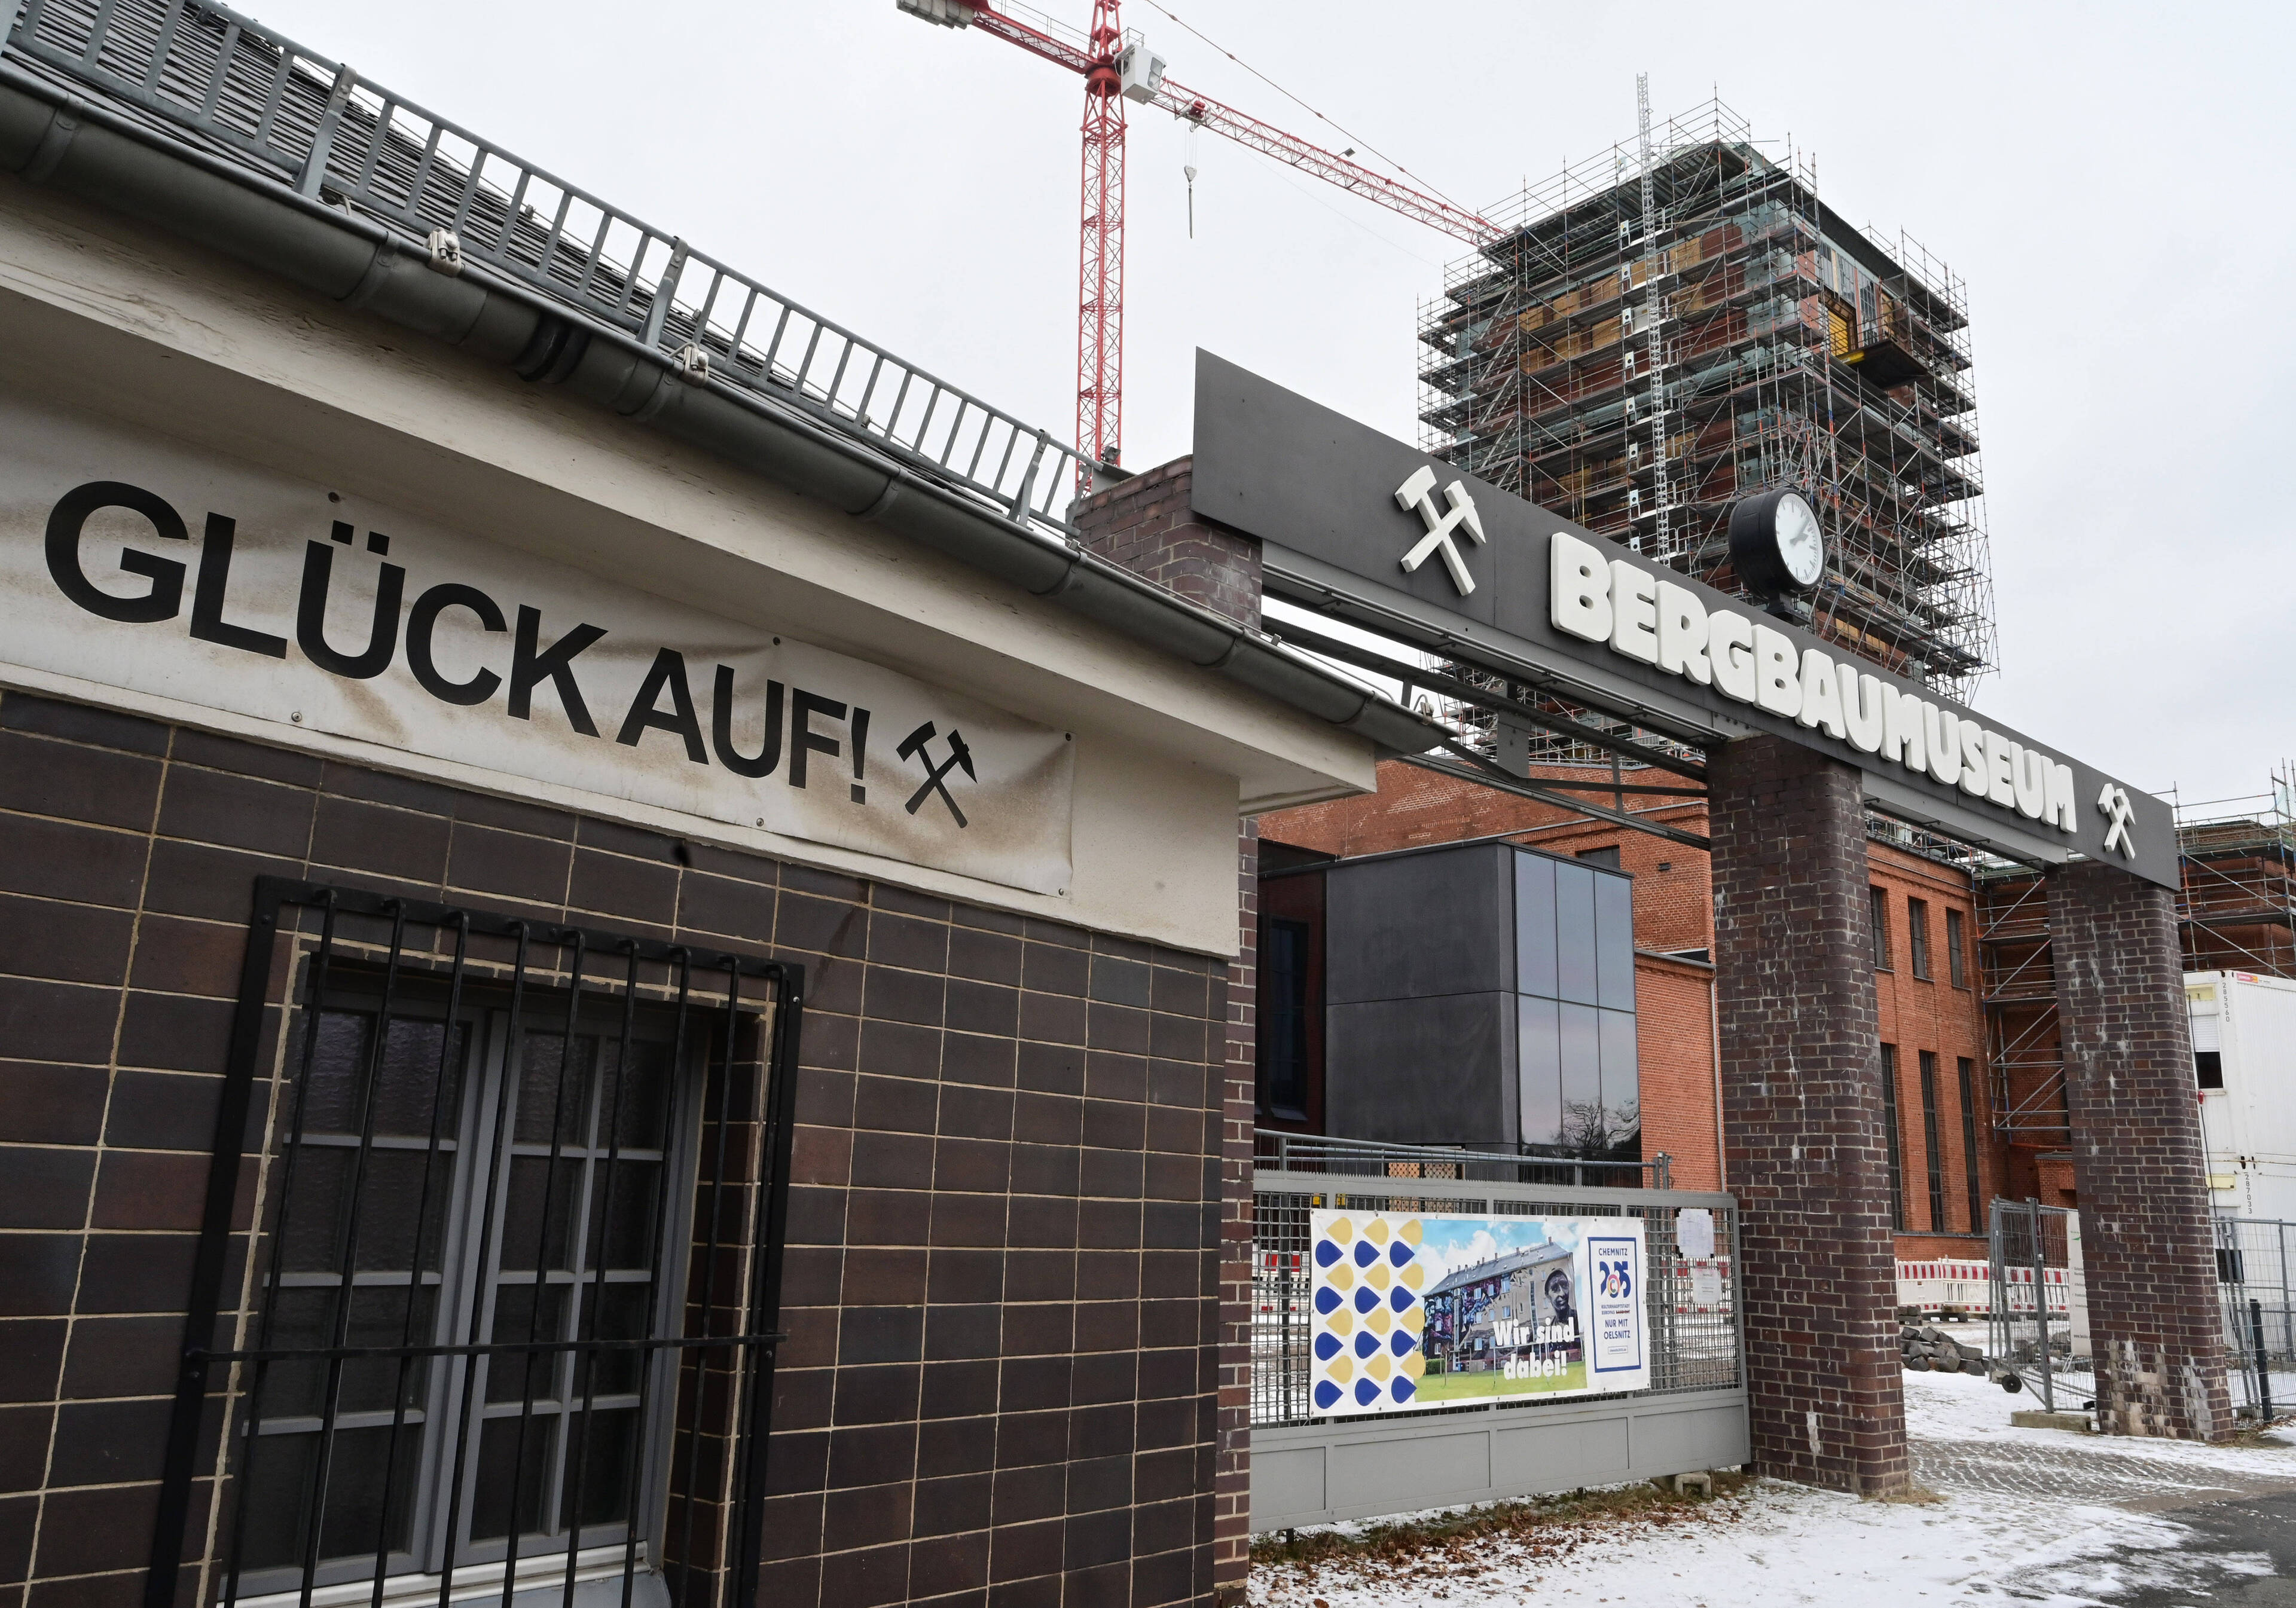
top-left (4, 0), bottom-right (1088, 534)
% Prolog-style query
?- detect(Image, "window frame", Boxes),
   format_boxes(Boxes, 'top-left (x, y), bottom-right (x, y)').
top-left (1918, 1050), bottom-right (1945, 1232)
top-left (1946, 907), bottom-right (1969, 989)
top-left (1957, 1056), bottom-right (1982, 1231)
top-left (149, 879), bottom-right (800, 1608)
top-left (1870, 887), bottom-right (1892, 971)
top-left (1907, 898), bottom-right (1931, 981)
top-left (233, 991), bottom-right (710, 1601)
top-left (1879, 1043), bottom-right (1905, 1230)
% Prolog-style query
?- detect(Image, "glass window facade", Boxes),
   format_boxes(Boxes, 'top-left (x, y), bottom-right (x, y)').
top-left (1517, 849), bottom-right (1638, 1160)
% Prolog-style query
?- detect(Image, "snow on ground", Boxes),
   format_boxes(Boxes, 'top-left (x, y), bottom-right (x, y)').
top-left (1249, 1369), bottom-right (2296, 1608)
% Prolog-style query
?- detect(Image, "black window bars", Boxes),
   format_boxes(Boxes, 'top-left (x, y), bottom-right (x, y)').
top-left (146, 878), bottom-right (802, 1608)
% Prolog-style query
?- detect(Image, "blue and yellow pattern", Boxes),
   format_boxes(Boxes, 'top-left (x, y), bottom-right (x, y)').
top-left (1307, 1213), bottom-right (1427, 1414)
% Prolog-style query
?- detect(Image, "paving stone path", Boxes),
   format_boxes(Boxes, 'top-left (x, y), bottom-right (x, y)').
top-left (1913, 1435), bottom-right (2296, 1509)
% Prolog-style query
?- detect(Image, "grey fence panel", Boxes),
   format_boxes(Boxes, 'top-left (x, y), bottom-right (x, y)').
top-left (2215, 1215), bottom-right (2296, 1421)
top-left (1250, 1146), bottom-right (1744, 1529)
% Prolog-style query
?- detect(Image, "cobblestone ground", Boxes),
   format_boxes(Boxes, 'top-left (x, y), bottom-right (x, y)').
top-left (1915, 1436), bottom-right (2296, 1509)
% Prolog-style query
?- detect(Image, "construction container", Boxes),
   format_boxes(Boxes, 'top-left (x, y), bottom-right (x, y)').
top-left (2190, 971), bottom-right (2296, 1220)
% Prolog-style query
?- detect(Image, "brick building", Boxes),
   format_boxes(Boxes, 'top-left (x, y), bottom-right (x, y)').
top-left (1260, 759), bottom-right (1990, 1255)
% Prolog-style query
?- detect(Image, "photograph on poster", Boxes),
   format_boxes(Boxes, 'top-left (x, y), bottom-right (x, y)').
top-left (1308, 1209), bottom-right (1647, 1417)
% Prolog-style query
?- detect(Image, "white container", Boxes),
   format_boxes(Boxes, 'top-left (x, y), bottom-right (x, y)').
top-left (2190, 970), bottom-right (2296, 1221)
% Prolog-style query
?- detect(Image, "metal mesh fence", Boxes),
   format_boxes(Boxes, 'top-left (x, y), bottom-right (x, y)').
top-left (1251, 1145), bottom-right (1738, 1429)
top-left (1987, 1200), bottom-right (2081, 1411)
top-left (2215, 1216), bottom-right (2296, 1420)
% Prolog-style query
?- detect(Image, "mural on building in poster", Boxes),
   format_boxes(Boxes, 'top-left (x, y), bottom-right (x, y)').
top-left (1308, 1210), bottom-right (1648, 1418)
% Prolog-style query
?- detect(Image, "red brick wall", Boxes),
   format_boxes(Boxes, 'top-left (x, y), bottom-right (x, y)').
top-left (1868, 843), bottom-right (1990, 1243)
top-left (2048, 861), bottom-right (2230, 1441)
top-left (1634, 953), bottom-right (1721, 1191)
top-left (1709, 735), bottom-right (1906, 1496)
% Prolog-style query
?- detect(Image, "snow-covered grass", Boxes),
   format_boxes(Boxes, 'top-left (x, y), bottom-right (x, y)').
top-left (1248, 1369), bottom-right (2296, 1608)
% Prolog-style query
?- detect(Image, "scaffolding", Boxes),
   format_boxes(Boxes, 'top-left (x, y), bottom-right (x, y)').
top-left (1416, 98), bottom-right (1996, 702)
top-left (1974, 765), bottom-right (2296, 1199)
top-left (2175, 763), bottom-right (2296, 977)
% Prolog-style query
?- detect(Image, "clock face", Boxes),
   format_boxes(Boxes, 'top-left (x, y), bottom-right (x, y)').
top-left (1775, 492), bottom-right (1824, 588)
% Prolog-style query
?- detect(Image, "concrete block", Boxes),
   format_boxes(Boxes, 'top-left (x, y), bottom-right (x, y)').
top-left (2010, 1409), bottom-right (2094, 1433)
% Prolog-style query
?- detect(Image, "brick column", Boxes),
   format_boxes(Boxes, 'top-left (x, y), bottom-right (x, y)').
top-left (2047, 860), bottom-right (2231, 1440)
top-left (1076, 458), bottom-right (1260, 1603)
top-left (1709, 735), bottom-right (1907, 1494)
top-left (1072, 457), bottom-right (1262, 629)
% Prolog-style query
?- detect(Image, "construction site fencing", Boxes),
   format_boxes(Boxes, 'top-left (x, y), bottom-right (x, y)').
top-left (2214, 1216), bottom-right (2296, 1421)
top-left (1988, 1200), bottom-right (2084, 1411)
top-left (1251, 1134), bottom-right (1736, 1430)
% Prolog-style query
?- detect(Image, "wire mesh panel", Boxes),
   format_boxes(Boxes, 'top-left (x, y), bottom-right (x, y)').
top-left (1252, 1141), bottom-right (1737, 1429)
top-left (2213, 1216), bottom-right (2296, 1421)
top-left (1987, 1200), bottom-right (2078, 1411)
top-left (146, 878), bottom-right (802, 1608)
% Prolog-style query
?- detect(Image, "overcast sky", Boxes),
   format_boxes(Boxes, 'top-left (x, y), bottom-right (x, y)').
top-left (258, 1), bottom-right (2292, 811)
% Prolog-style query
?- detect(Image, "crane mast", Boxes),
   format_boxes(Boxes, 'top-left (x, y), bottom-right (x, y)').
top-left (899, 0), bottom-right (1500, 488)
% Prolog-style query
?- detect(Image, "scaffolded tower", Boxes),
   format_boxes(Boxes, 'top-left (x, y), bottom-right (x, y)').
top-left (1416, 99), bottom-right (1996, 700)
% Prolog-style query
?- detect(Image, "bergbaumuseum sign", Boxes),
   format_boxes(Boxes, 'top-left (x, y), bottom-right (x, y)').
top-left (1190, 351), bottom-right (2176, 888)
top-left (0, 390), bottom-right (1076, 893)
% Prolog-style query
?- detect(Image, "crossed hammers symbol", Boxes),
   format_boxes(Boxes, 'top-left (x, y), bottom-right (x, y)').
top-left (898, 720), bottom-right (975, 828)
top-left (1394, 464), bottom-right (1487, 595)
top-left (2096, 782), bottom-right (2136, 858)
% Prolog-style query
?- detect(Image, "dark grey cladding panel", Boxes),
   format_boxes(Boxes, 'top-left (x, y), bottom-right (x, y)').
top-left (1192, 351), bottom-right (1512, 628)
top-left (1326, 992), bottom-right (1514, 1147)
top-left (1190, 348), bottom-right (2178, 889)
top-left (1324, 842), bottom-right (1515, 1005)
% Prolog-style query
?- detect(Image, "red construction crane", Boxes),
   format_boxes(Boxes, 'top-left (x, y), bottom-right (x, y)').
top-left (897, 0), bottom-right (1501, 487)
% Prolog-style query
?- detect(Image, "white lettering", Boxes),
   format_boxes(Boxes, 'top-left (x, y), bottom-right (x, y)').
top-left (2045, 760), bottom-right (2078, 831)
top-left (1959, 719), bottom-right (1990, 797)
top-left (1709, 611), bottom-right (1757, 703)
top-left (1797, 647), bottom-right (1846, 738)
top-left (1550, 531), bottom-right (1613, 641)
top-left (1752, 625), bottom-right (1802, 717)
top-left (1654, 581), bottom-right (1711, 684)
top-left (1842, 670), bottom-right (1885, 754)
top-left (1986, 732), bottom-right (2018, 809)
top-left (1610, 560), bottom-right (1659, 664)
top-left (1881, 685), bottom-right (1926, 771)
top-left (1923, 704), bottom-right (1962, 787)
top-left (2013, 745), bottom-right (2049, 820)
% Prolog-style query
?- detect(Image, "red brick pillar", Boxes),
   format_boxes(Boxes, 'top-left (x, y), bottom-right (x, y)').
top-left (1074, 459), bottom-right (1260, 1603)
top-left (1709, 735), bottom-right (1908, 1494)
top-left (2047, 860), bottom-right (2231, 1440)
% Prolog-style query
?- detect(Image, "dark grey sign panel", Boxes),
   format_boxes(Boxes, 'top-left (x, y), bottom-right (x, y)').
top-left (1190, 350), bottom-right (2177, 889)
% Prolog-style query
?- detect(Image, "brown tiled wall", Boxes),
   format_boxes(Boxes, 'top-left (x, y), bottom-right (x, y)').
top-left (0, 688), bottom-right (1232, 1608)
top-left (2048, 860), bottom-right (2230, 1441)
top-left (1708, 734), bottom-right (1906, 1496)
top-left (1073, 464), bottom-right (1257, 1602)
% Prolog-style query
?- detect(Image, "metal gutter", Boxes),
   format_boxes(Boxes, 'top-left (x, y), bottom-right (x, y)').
top-left (0, 64), bottom-right (1446, 761)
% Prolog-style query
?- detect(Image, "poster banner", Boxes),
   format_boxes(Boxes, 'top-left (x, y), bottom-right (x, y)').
top-left (1308, 1209), bottom-right (1648, 1417)
top-left (0, 393), bottom-right (1074, 892)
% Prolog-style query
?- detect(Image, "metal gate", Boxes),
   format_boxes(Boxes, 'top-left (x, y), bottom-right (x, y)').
top-left (145, 878), bottom-right (802, 1608)
top-left (1988, 1200), bottom-right (2080, 1410)
top-left (2213, 1216), bottom-right (2296, 1422)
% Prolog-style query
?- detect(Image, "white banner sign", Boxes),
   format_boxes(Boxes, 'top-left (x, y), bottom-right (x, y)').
top-left (0, 396), bottom-right (1074, 893)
